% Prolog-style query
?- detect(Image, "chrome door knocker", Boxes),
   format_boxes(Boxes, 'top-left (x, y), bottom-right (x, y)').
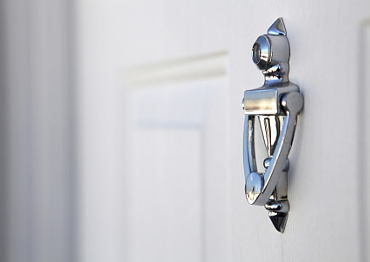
top-left (242, 18), bottom-right (303, 232)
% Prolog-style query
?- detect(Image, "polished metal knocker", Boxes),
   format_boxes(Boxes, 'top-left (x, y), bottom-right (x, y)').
top-left (242, 18), bottom-right (303, 232)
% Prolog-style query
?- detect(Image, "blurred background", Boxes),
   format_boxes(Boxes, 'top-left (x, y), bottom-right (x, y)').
top-left (1, 0), bottom-right (370, 262)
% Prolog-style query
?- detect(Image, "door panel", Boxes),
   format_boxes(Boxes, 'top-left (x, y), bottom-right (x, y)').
top-left (125, 76), bottom-right (229, 261)
top-left (128, 128), bottom-right (203, 261)
top-left (76, 0), bottom-right (370, 261)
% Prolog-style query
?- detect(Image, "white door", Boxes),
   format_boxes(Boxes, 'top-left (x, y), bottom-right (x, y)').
top-left (76, 1), bottom-right (370, 261)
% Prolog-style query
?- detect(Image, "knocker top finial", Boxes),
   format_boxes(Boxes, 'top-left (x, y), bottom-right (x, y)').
top-left (252, 18), bottom-right (290, 85)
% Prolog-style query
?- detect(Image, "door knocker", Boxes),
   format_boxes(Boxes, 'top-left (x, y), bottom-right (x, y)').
top-left (242, 18), bottom-right (303, 232)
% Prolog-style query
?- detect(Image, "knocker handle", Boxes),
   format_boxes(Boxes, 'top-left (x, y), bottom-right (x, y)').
top-left (243, 91), bottom-right (303, 232)
top-left (243, 91), bottom-right (303, 205)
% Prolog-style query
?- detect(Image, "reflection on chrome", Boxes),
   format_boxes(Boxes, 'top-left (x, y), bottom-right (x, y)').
top-left (242, 18), bottom-right (304, 233)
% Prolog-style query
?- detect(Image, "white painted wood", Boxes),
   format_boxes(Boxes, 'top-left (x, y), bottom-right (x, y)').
top-left (124, 78), bottom-right (229, 262)
top-left (128, 128), bottom-right (203, 261)
top-left (76, 0), bottom-right (370, 261)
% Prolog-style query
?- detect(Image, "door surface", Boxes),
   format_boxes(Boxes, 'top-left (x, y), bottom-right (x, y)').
top-left (76, 1), bottom-right (370, 261)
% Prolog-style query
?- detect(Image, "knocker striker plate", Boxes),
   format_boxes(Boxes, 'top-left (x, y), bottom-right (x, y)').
top-left (242, 17), bottom-right (303, 233)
